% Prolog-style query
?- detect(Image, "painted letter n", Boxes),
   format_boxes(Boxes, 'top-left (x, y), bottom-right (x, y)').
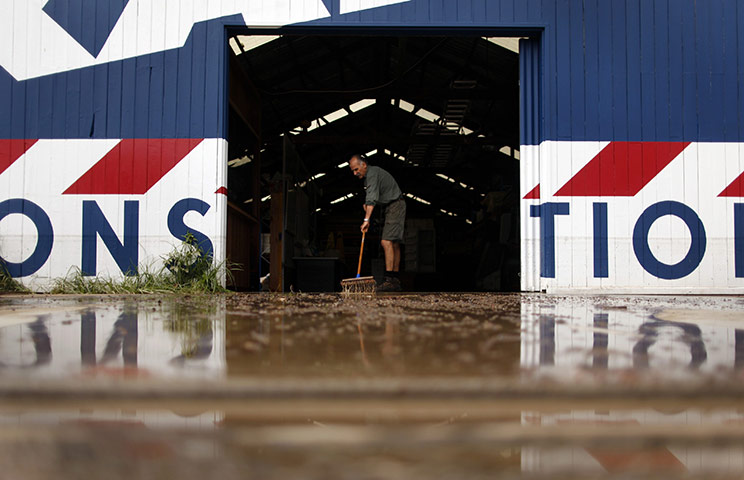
top-left (82, 201), bottom-right (139, 276)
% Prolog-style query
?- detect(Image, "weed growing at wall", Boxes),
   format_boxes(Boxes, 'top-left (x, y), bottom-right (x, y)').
top-left (0, 260), bottom-right (29, 293)
top-left (51, 234), bottom-right (236, 294)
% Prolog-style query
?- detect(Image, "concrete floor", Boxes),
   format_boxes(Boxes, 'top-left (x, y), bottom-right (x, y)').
top-left (1, 292), bottom-right (744, 479)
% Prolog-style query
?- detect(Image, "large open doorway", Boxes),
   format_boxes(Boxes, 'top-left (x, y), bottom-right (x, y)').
top-left (225, 33), bottom-right (522, 292)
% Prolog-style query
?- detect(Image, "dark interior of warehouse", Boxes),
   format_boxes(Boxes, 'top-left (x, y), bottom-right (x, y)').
top-left (224, 33), bottom-right (521, 292)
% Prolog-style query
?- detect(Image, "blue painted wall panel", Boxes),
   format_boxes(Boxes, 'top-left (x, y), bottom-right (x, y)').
top-left (459, 0), bottom-right (473, 23)
top-left (204, 28), bottom-right (223, 146)
top-left (373, 1), bottom-right (391, 22)
top-left (147, 54), bottom-right (165, 139)
top-left (0, 15), bottom-right (234, 141)
top-left (696, 0), bottom-right (713, 142)
top-left (610, 0), bottom-right (628, 141)
top-left (24, 76), bottom-right (39, 138)
top-left (471, 0), bottom-right (486, 23)
top-left (133, 60), bottom-right (151, 139)
top-left (708, 0), bottom-right (726, 142)
top-left (681, 4), bottom-right (698, 142)
top-left (442, 1), bottom-right (457, 24)
top-left (625, 0), bottom-right (642, 141)
top-left (162, 50), bottom-right (180, 139)
top-left (653, 0), bottom-right (669, 142)
top-left (667, 4), bottom-right (683, 141)
top-left (722, 0), bottom-right (738, 142)
top-left (500, 0), bottom-right (514, 24)
top-left (596, 0), bottom-right (613, 141)
top-left (520, 37), bottom-right (542, 146)
top-left (105, 62), bottom-right (123, 139)
top-left (0, 1), bottom-right (743, 145)
top-left (176, 45), bottom-right (193, 139)
top-left (78, 69), bottom-right (94, 137)
top-left (514, 0), bottom-right (528, 23)
top-left (430, 0), bottom-right (443, 23)
top-left (9, 76), bottom-right (24, 140)
top-left (583, 0), bottom-right (599, 141)
top-left (542, 3), bottom-right (556, 141)
top-left (555, 0), bottom-right (570, 139)
top-left (0, 74), bottom-right (10, 138)
top-left (639, 0), bottom-right (655, 141)
top-left (739, 1), bottom-right (744, 141)
top-left (189, 23), bottom-right (206, 139)
top-left (92, 65), bottom-right (109, 137)
top-left (65, 69), bottom-right (81, 138)
top-left (50, 70), bottom-right (66, 139)
top-left (120, 58), bottom-right (136, 141)
top-left (568, 0), bottom-right (583, 139)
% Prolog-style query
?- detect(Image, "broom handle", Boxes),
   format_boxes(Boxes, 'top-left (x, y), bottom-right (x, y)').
top-left (356, 231), bottom-right (366, 278)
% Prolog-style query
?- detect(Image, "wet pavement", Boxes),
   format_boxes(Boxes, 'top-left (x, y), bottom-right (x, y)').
top-left (1, 292), bottom-right (744, 478)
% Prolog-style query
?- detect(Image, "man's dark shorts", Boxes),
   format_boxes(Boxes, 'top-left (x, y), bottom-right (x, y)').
top-left (381, 198), bottom-right (406, 242)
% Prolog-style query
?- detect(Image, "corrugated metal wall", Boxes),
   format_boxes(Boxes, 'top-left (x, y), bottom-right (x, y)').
top-left (306, 0), bottom-right (740, 145)
top-left (5, 0), bottom-right (739, 145)
top-left (1, 0), bottom-right (742, 292)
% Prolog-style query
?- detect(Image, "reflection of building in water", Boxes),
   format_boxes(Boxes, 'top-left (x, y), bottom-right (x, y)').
top-left (522, 409), bottom-right (744, 476)
top-left (521, 303), bottom-right (742, 373)
top-left (520, 302), bottom-right (744, 475)
top-left (0, 300), bottom-right (226, 429)
top-left (0, 302), bottom-right (226, 378)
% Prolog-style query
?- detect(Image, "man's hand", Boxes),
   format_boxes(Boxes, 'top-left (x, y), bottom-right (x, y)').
top-left (360, 204), bottom-right (374, 233)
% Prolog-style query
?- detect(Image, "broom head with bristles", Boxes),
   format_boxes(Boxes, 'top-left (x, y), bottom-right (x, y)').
top-left (340, 275), bottom-right (376, 294)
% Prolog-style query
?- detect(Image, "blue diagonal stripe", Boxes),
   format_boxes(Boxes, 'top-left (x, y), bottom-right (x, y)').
top-left (321, 0), bottom-right (336, 15)
top-left (43, 0), bottom-right (130, 57)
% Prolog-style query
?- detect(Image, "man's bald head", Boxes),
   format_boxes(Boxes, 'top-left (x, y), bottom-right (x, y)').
top-left (349, 155), bottom-right (368, 179)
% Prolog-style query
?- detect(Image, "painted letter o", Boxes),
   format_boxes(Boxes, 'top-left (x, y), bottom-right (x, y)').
top-left (633, 201), bottom-right (706, 280)
top-left (0, 199), bottom-right (54, 277)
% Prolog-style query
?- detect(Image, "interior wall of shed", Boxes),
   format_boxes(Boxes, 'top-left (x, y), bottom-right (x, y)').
top-left (225, 33), bottom-right (521, 292)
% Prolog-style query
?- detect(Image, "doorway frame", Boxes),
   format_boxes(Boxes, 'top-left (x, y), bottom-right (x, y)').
top-left (223, 26), bottom-right (545, 292)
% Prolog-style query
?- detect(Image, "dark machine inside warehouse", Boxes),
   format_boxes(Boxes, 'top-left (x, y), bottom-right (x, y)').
top-left (225, 33), bottom-right (521, 292)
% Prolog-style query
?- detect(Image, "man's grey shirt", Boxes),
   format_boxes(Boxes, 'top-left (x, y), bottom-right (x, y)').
top-left (364, 166), bottom-right (402, 206)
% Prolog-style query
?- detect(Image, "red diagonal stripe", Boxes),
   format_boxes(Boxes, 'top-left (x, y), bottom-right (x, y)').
top-left (0, 139), bottom-right (38, 176)
top-left (559, 419), bottom-right (686, 473)
top-left (523, 184), bottom-right (540, 199)
top-left (719, 171), bottom-right (744, 197)
top-left (63, 138), bottom-right (203, 195)
top-left (555, 141), bottom-right (690, 197)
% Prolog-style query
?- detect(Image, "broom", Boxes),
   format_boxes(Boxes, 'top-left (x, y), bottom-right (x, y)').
top-left (340, 231), bottom-right (376, 293)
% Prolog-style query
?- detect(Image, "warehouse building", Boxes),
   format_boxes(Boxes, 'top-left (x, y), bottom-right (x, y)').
top-left (1, 0), bottom-right (742, 293)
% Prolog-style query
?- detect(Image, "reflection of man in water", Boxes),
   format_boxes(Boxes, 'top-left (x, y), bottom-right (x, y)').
top-left (349, 155), bottom-right (406, 292)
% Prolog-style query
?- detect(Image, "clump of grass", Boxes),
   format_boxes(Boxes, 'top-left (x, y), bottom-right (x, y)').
top-left (51, 234), bottom-right (235, 294)
top-left (163, 233), bottom-right (229, 292)
top-left (0, 261), bottom-right (29, 293)
top-left (50, 266), bottom-right (180, 294)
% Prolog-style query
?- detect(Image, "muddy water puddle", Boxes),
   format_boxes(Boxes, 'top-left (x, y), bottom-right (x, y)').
top-left (2, 292), bottom-right (743, 381)
top-left (1, 292), bottom-right (744, 478)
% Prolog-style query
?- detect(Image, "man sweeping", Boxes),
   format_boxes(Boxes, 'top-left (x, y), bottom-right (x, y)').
top-left (349, 154), bottom-right (406, 292)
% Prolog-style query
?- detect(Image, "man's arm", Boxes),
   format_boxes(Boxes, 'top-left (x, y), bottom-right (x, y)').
top-left (361, 204), bottom-right (375, 233)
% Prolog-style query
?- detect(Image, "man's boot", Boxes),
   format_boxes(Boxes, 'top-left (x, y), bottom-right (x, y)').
top-left (377, 275), bottom-right (397, 292)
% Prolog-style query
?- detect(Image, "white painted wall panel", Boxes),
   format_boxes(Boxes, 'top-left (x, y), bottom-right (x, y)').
top-left (0, 0), bottom-right (334, 81)
top-left (0, 139), bottom-right (227, 291)
top-left (340, 0), bottom-right (411, 15)
top-left (521, 141), bottom-right (744, 293)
